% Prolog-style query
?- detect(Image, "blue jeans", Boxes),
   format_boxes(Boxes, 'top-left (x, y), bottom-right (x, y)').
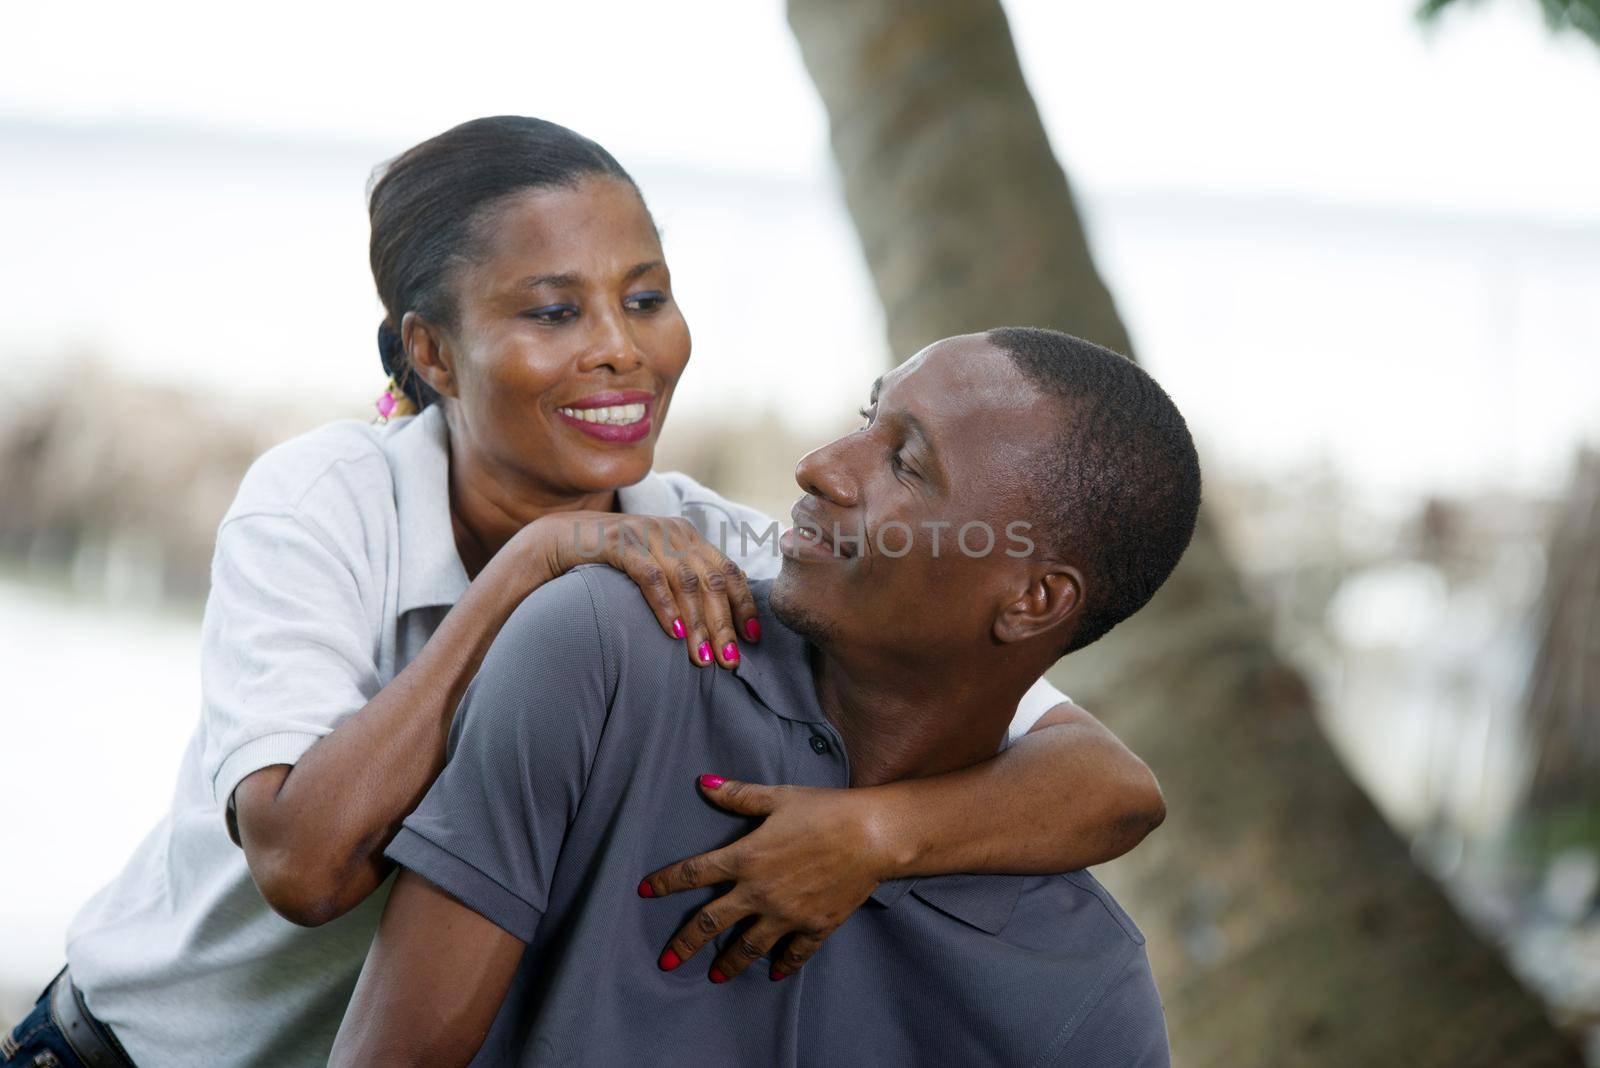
top-left (2, 971), bottom-right (88, 1068)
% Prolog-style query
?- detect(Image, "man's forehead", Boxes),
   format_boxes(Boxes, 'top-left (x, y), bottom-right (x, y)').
top-left (880, 335), bottom-right (1039, 420)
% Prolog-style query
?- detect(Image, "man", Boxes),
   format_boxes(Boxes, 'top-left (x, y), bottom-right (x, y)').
top-left (330, 327), bottom-right (1200, 1066)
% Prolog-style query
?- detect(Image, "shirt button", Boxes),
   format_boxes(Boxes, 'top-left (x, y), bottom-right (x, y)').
top-left (809, 734), bottom-right (830, 755)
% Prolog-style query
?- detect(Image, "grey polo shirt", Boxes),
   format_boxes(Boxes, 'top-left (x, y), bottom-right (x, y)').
top-left (386, 565), bottom-right (1170, 1067)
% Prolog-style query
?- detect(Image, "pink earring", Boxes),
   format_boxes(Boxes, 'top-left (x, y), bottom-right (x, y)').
top-left (374, 374), bottom-right (401, 424)
top-left (373, 374), bottom-right (418, 425)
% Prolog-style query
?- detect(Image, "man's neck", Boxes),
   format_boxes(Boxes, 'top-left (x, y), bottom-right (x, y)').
top-left (808, 644), bottom-right (1038, 787)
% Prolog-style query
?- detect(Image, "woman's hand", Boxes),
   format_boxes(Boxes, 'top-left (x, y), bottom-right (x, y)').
top-left (518, 512), bottom-right (760, 668)
top-left (637, 776), bottom-right (894, 982)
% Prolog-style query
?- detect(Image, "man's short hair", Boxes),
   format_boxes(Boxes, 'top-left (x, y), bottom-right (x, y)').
top-left (986, 326), bottom-right (1201, 654)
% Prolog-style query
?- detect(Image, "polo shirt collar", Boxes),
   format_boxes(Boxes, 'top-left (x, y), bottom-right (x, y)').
top-left (729, 581), bottom-right (829, 727)
top-left (869, 873), bottom-right (1027, 935)
top-left (387, 404), bottom-right (470, 616)
top-left (735, 581), bottom-right (1025, 934)
top-left (616, 470), bottom-right (676, 517)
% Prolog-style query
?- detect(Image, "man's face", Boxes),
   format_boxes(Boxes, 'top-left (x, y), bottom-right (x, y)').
top-left (771, 334), bottom-right (1063, 657)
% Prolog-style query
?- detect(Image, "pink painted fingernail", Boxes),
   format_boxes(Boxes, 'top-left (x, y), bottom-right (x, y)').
top-left (697, 641), bottom-right (712, 664)
top-left (637, 879), bottom-right (655, 898)
top-left (671, 618), bottom-right (685, 639)
top-left (722, 642), bottom-right (740, 664)
top-left (699, 774), bottom-right (726, 790)
top-left (709, 966), bottom-right (729, 984)
top-left (769, 968), bottom-right (788, 982)
top-left (659, 948), bottom-right (681, 971)
top-left (744, 618), bottom-right (761, 641)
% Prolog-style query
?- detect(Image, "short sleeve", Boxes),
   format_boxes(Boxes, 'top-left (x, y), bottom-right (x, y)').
top-left (200, 511), bottom-right (381, 811)
top-left (384, 568), bottom-right (615, 943)
top-left (1006, 675), bottom-right (1071, 746)
top-left (1052, 944), bottom-right (1170, 1067)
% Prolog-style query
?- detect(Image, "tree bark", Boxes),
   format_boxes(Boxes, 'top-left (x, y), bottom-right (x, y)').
top-left (1523, 447), bottom-right (1600, 816)
top-left (785, 1), bottom-right (1585, 1063)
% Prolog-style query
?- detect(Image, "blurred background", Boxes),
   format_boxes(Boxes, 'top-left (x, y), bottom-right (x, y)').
top-left (3, 0), bottom-right (1598, 1062)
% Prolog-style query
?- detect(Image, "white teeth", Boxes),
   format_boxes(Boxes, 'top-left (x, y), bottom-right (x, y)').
top-left (558, 403), bottom-right (647, 426)
top-left (798, 527), bottom-right (818, 540)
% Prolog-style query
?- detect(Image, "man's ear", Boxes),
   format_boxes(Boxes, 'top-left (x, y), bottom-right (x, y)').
top-left (401, 310), bottom-right (458, 399)
top-left (993, 566), bottom-right (1084, 646)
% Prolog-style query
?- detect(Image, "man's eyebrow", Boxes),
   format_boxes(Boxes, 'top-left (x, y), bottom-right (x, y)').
top-left (869, 376), bottom-right (883, 402)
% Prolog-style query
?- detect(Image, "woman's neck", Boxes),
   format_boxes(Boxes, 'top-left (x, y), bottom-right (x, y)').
top-left (444, 423), bottom-right (619, 581)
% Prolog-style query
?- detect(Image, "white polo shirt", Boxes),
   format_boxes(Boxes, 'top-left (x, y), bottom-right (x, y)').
top-left (63, 401), bottom-right (1068, 1068)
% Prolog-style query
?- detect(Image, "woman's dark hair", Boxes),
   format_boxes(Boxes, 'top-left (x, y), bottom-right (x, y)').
top-left (367, 115), bottom-right (640, 410)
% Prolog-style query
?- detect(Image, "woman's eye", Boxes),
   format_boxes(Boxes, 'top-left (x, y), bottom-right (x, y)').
top-left (624, 291), bottom-right (667, 312)
top-left (526, 304), bottom-right (577, 324)
top-left (857, 404), bottom-right (874, 430)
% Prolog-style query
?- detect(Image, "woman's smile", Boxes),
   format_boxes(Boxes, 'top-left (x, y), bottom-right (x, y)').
top-left (553, 389), bottom-right (655, 443)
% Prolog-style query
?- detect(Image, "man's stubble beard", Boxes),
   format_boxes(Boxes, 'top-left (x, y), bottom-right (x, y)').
top-left (769, 571), bottom-right (844, 648)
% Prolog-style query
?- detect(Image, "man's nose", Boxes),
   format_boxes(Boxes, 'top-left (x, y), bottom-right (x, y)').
top-left (577, 307), bottom-right (646, 375)
top-left (794, 440), bottom-right (859, 508)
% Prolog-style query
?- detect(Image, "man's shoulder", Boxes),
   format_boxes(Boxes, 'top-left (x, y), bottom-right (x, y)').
top-left (1054, 870), bottom-right (1147, 947)
top-left (548, 563), bottom-right (777, 634)
top-left (505, 566), bottom-right (630, 646)
top-left (451, 569), bottom-right (625, 752)
top-left (562, 563), bottom-right (665, 629)
top-left (1003, 871), bottom-right (1167, 1065)
top-left (507, 565), bottom-right (680, 674)
top-left (992, 870), bottom-right (1152, 996)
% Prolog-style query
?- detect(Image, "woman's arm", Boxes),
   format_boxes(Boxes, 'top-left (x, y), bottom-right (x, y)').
top-left (235, 514), bottom-right (758, 927)
top-left (232, 527), bottom-right (551, 927)
top-left (639, 698), bottom-right (1163, 981)
top-left (869, 699), bottom-right (1165, 874)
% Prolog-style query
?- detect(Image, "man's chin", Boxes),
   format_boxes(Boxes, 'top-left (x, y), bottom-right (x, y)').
top-left (771, 562), bottom-right (842, 646)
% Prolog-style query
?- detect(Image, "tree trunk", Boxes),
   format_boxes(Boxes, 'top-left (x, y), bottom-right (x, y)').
top-left (1523, 447), bottom-right (1600, 817)
top-left (785, 1), bottom-right (1585, 1063)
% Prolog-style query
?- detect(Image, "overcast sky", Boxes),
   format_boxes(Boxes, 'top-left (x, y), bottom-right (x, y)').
top-left (7, 0), bottom-right (1600, 217)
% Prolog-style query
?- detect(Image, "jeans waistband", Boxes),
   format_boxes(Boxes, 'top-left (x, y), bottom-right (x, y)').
top-left (49, 968), bottom-right (137, 1068)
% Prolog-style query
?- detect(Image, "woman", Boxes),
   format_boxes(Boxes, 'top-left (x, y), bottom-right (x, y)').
top-left (1, 116), bottom-right (1165, 1068)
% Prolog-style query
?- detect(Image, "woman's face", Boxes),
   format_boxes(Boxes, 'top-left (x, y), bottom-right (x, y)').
top-left (434, 174), bottom-right (691, 502)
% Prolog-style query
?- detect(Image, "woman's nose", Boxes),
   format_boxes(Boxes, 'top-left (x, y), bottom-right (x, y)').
top-left (794, 441), bottom-right (859, 508)
top-left (578, 310), bottom-right (646, 375)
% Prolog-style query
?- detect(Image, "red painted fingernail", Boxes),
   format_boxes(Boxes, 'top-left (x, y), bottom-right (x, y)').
top-left (699, 774), bottom-right (726, 790)
top-left (769, 968), bottom-right (788, 982)
top-left (745, 618), bottom-right (761, 641)
top-left (659, 948), bottom-right (681, 971)
top-left (697, 641), bottom-right (712, 664)
top-left (722, 642), bottom-right (740, 664)
top-left (637, 879), bottom-right (654, 898)
top-left (709, 967), bottom-right (728, 984)
top-left (671, 618), bottom-right (685, 639)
